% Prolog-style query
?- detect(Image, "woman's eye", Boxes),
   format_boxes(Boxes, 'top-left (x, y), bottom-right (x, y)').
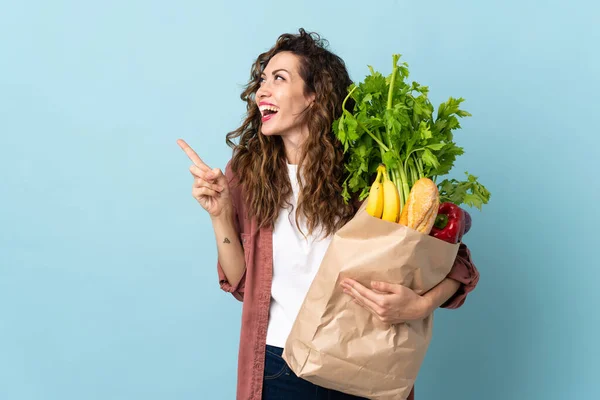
top-left (259, 75), bottom-right (284, 84)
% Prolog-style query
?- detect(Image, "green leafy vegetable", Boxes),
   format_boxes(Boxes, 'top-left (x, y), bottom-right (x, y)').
top-left (437, 172), bottom-right (491, 210)
top-left (335, 54), bottom-right (491, 210)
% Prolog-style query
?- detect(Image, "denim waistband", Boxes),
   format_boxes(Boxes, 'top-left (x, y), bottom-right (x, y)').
top-left (265, 344), bottom-right (284, 356)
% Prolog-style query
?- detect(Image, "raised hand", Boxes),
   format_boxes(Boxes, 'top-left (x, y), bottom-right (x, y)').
top-left (177, 139), bottom-right (232, 218)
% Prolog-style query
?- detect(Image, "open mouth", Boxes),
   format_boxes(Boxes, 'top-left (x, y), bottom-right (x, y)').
top-left (259, 105), bottom-right (279, 122)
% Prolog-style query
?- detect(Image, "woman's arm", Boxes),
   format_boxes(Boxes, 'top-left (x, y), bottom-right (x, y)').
top-left (421, 277), bottom-right (461, 313)
top-left (340, 242), bottom-right (480, 323)
top-left (212, 210), bottom-right (246, 289)
top-left (177, 140), bottom-right (247, 295)
top-left (340, 277), bottom-right (458, 323)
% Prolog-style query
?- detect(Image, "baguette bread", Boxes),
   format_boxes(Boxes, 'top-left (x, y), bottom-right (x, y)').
top-left (399, 178), bottom-right (439, 234)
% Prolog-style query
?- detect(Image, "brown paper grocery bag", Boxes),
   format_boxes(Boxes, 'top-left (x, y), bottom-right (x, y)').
top-left (282, 202), bottom-right (460, 400)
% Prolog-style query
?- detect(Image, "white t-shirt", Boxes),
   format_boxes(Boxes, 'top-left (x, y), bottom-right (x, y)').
top-left (265, 163), bottom-right (333, 348)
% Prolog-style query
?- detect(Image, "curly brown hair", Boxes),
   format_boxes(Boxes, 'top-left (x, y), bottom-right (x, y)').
top-left (226, 28), bottom-right (357, 237)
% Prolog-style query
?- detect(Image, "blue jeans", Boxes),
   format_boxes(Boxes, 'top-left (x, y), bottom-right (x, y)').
top-left (262, 345), bottom-right (367, 400)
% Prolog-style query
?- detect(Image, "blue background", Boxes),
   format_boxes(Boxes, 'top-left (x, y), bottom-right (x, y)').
top-left (1, 1), bottom-right (598, 399)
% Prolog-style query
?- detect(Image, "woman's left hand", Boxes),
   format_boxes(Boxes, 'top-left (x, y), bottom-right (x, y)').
top-left (340, 279), bottom-right (432, 324)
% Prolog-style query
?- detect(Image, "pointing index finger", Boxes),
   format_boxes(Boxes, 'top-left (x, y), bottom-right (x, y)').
top-left (177, 139), bottom-right (209, 171)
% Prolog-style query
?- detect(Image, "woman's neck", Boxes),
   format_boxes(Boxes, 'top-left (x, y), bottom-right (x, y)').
top-left (281, 127), bottom-right (308, 165)
top-left (285, 148), bottom-right (300, 165)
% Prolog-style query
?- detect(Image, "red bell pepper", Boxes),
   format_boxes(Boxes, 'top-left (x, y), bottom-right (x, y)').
top-left (430, 202), bottom-right (466, 244)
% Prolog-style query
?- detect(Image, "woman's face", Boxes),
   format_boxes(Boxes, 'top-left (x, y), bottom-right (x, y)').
top-left (255, 51), bottom-right (315, 138)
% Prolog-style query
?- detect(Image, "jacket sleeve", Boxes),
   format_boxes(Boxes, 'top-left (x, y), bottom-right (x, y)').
top-left (217, 258), bottom-right (246, 301)
top-left (440, 242), bottom-right (480, 309)
top-left (216, 160), bottom-right (246, 302)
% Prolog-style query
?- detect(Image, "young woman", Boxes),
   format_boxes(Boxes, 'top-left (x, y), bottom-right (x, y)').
top-left (178, 28), bottom-right (479, 400)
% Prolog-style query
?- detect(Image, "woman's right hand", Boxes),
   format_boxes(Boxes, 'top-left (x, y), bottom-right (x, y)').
top-left (177, 139), bottom-right (233, 218)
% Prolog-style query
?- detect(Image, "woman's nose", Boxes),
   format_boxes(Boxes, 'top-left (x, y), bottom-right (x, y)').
top-left (256, 81), bottom-right (271, 98)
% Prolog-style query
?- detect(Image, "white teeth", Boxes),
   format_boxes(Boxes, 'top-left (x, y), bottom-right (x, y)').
top-left (259, 105), bottom-right (279, 115)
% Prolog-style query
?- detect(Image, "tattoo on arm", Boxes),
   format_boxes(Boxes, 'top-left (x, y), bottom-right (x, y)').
top-left (223, 238), bottom-right (231, 244)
